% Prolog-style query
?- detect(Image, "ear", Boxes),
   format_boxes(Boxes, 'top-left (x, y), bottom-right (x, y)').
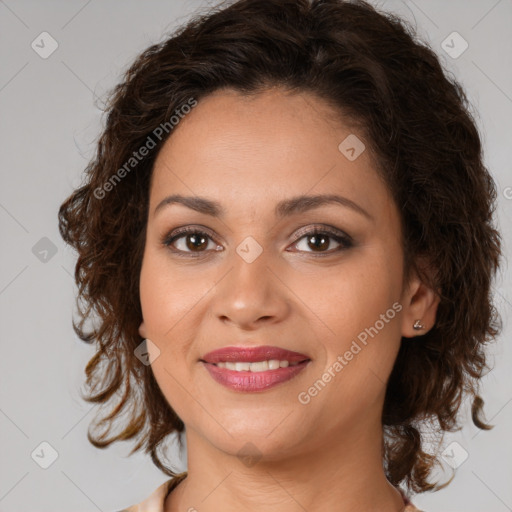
top-left (400, 264), bottom-right (441, 339)
top-left (138, 320), bottom-right (148, 339)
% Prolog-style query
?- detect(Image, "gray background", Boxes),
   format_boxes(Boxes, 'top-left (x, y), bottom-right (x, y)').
top-left (0, 1), bottom-right (511, 511)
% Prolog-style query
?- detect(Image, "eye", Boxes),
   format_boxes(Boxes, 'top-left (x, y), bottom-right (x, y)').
top-left (162, 224), bottom-right (353, 256)
top-left (289, 225), bottom-right (353, 255)
top-left (162, 226), bottom-right (221, 255)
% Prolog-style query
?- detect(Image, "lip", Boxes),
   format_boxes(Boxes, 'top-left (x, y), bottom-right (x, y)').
top-left (200, 345), bottom-right (310, 364)
top-left (202, 359), bottom-right (311, 392)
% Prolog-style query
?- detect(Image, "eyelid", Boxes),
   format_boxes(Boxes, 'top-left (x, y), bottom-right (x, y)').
top-left (286, 224), bottom-right (353, 255)
top-left (162, 225), bottom-right (221, 249)
top-left (291, 223), bottom-right (353, 243)
top-left (162, 223), bottom-right (353, 255)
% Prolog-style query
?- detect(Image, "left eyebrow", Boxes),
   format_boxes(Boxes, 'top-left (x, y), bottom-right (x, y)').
top-left (274, 193), bottom-right (373, 221)
top-left (153, 193), bottom-right (373, 221)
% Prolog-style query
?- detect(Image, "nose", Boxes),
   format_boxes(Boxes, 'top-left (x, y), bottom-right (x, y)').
top-left (211, 246), bottom-right (290, 330)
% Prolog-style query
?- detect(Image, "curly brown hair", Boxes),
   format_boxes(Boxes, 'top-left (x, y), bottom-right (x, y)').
top-left (58, 0), bottom-right (502, 495)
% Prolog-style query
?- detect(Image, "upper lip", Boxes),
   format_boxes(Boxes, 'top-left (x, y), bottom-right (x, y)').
top-left (201, 345), bottom-right (311, 364)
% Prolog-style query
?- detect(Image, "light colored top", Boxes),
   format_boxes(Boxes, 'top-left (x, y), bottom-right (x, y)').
top-left (116, 472), bottom-right (425, 511)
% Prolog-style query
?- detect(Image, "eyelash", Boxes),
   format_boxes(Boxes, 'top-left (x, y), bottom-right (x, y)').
top-left (161, 224), bottom-right (353, 257)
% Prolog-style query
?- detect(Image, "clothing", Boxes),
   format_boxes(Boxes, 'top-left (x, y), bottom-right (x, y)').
top-left (117, 472), bottom-right (424, 511)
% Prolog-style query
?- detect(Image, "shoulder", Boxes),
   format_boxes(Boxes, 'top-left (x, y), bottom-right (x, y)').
top-left (115, 473), bottom-right (186, 512)
top-left (404, 506), bottom-right (427, 512)
top-left (397, 487), bottom-right (427, 512)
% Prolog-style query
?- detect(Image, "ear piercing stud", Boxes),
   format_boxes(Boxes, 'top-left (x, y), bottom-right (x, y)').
top-left (413, 319), bottom-right (425, 330)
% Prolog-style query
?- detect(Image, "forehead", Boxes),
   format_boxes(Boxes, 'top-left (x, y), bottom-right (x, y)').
top-left (149, 88), bottom-right (393, 223)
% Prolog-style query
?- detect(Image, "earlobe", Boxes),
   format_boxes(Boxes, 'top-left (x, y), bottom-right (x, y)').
top-left (400, 273), bottom-right (441, 339)
top-left (138, 321), bottom-right (148, 339)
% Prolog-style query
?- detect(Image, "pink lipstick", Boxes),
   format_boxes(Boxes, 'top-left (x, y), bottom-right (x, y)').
top-left (200, 345), bottom-right (311, 392)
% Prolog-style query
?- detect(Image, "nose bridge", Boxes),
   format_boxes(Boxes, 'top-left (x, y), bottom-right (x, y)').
top-left (212, 237), bottom-right (288, 327)
top-left (233, 239), bottom-right (270, 287)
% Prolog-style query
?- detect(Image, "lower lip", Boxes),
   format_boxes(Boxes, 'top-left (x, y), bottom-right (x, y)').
top-left (202, 361), bottom-right (310, 392)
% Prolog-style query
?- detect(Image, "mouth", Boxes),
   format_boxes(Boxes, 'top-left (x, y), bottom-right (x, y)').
top-left (200, 344), bottom-right (311, 368)
top-left (201, 359), bottom-right (311, 392)
top-left (201, 359), bottom-right (310, 372)
top-left (199, 345), bottom-right (311, 391)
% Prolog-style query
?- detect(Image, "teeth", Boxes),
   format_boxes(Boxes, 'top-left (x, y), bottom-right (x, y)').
top-left (215, 359), bottom-right (301, 371)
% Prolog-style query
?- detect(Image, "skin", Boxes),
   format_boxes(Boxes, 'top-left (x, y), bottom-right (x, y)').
top-left (138, 87), bottom-right (439, 512)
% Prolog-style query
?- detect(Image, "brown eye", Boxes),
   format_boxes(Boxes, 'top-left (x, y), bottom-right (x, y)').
top-left (163, 228), bottom-right (219, 254)
top-left (184, 233), bottom-right (209, 251)
top-left (305, 233), bottom-right (330, 252)
top-left (291, 227), bottom-right (353, 254)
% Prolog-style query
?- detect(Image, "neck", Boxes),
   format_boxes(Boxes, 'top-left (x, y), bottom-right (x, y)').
top-left (165, 415), bottom-right (406, 512)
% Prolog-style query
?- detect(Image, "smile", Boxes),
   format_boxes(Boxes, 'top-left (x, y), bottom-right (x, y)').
top-left (202, 359), bottom-right (311, 392)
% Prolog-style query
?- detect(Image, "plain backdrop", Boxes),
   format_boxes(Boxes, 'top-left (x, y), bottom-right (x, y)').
top-left (0, 1), bottom-right (511, 511)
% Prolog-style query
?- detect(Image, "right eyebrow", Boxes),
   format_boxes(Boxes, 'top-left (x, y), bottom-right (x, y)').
top-left (154, 194), bottom-right (223, 217)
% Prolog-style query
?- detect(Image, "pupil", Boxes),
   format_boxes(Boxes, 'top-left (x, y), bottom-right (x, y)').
top-left (187, 234), bottom-right (207, 251)
top-left (308, 234), bottom-right (329, 251)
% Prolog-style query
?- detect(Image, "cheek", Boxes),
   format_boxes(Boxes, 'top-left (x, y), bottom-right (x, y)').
top-left (148, 358), bottom-right (199, 433)
top-left (300, 249), bottom-right (403, 395)
top-left (139, 253), bottom-right (203, 335)
top-left (308, 284), bottom-right (402, 416)
top-left (139, 258), bottom-right (199, 417)
top-left (301, 252), bottom-right (401, 339)
top-left (138, 252), bottom-right (216, 377)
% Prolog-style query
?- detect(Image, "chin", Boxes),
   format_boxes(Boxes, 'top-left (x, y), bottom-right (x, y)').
top-left (203, 421), bottom-right (306, 461)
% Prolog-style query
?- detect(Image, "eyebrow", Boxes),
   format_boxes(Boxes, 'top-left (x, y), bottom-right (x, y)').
top-left (154, 193), bottom-right (372, 221)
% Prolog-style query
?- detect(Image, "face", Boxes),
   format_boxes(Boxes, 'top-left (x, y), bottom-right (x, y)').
top-left (138, 87), bottom-right (436, 459)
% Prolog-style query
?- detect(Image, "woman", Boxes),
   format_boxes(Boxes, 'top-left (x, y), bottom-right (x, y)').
top-left (58, 0), bottom-right (502, 511)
